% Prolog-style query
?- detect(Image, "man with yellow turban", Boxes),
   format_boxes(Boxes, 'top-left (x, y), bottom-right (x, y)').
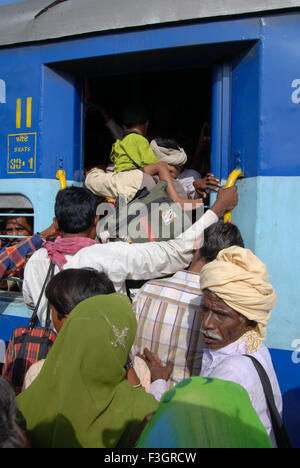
top-left (199, 246), bottom-right (282, 447)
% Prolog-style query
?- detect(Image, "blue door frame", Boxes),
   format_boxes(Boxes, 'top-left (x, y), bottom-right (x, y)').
top-left (211, 62), bottom-right (231, 182)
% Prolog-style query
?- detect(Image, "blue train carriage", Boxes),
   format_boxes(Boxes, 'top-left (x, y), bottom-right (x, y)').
top-left (0, 0), bottom-right (299, 446)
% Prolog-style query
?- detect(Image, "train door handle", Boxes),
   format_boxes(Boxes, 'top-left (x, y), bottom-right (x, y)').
top-left (223, 168), bottom-right (243, 223)
top-left (56, 169), bottom-right (67, 190)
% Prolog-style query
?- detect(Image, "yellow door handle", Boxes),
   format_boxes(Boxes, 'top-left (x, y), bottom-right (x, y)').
top-left (224, 168), bottom-right (243, 223)
top-left (56, 169), bottom-right (67, 190)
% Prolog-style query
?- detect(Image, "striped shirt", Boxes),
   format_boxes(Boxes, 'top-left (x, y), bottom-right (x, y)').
top-left (132, 270), bottom-right (204, 388)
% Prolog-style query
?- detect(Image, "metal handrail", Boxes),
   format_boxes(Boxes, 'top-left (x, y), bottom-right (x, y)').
top-left (223, 168), bottom-right (243, 223)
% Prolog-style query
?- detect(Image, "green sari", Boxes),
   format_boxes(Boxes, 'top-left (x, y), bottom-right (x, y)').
top-left (136, 377), bottom-right (273, 448)
top-left (17, 293), bottom-right (158, 448)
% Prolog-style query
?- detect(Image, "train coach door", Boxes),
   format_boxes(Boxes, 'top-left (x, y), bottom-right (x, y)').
top-left (42, 66), bottom-right (84, 185)
top-left (210, 43), bottom-right (260, 250)
top-left (211, 42), bottom-right (260, 184)
top-left (230, 43), bottom-right (260, 179)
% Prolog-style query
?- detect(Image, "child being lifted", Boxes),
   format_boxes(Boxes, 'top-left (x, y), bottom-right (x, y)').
top-left (109, 104), bottom-right (202, 210)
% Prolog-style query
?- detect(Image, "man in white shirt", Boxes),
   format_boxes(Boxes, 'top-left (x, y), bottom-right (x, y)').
top-left (199, 246), bottom-right (282, 447)
top-left (23, 185), bottom-right (238, 327)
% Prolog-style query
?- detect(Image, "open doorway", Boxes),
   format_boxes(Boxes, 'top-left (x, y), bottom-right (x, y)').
top-left (84, 68), bottom-right (212, 180)
top-left (48, 39), bottom-right (256, 185)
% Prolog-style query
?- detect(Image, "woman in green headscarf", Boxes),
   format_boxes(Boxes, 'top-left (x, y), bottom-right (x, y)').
top-left (16, 293), bottom-right (159, 448)
top-left (135, 376), bottom-right (273, 449)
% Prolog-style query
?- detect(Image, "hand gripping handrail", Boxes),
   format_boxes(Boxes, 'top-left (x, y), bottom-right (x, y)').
top-left (56, 169), bottom-right (67, 190)
top-left (223, 168), bottom-right (243, 223)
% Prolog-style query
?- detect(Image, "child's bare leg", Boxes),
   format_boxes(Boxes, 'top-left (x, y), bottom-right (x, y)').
top-left (144, 162), bottom-right (203, 210)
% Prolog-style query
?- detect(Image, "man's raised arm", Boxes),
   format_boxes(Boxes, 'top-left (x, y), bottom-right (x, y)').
top-left (68, 186), bottom-right (238, 289)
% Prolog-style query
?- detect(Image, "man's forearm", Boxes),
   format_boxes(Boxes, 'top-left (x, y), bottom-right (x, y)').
top-left (177, 209), bottom-right (218, 251)
top-left (68, 209), bottom-right (218, 286)
top-left (121, 209), bottom-right (218, 280)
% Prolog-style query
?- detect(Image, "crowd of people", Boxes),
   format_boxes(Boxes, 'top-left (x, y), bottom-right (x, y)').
top-left (0, 103), bottom-right (284, 449)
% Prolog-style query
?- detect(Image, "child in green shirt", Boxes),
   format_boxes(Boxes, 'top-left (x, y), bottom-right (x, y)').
top-left (110, 105), bottom-right (202, 209)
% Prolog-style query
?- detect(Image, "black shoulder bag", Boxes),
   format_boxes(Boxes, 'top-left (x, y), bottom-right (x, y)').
top-left (244, 355), bottom-right (293, 448)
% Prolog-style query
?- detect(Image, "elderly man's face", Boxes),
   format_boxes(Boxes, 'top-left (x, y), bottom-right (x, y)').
top-left (199, 290), bottom-right (251, 350)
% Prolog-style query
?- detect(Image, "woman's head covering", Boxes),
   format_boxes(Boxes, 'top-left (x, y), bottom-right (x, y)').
top-left (200, 246), bottom-right (277, 353)
top-left (136, 377), bottom-right (272, 448)
top-left (17, 293), bottom-right (158, 448)
top-left (150, 138), bottom-right (187, 167)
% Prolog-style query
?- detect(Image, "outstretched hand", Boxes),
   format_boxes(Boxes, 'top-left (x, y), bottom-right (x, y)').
top-left (137, 348), bottom-right (173, 383)
top-left (193, 173), bottom-right (221, 198)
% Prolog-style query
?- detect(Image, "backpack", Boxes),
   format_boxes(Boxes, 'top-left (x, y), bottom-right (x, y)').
top-left (2, 262), bottom-right (56, 394)
top-left (98, 180), bottom-right (203, 244)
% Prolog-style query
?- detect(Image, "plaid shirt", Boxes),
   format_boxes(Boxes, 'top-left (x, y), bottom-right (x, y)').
top-left (0, 234), bottom-right (43, 280)
top-left (132, 270), bottom-right (204, 388)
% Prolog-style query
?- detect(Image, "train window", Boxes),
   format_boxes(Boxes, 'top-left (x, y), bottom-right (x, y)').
top-left (0, 194), bottom-right (34, 295)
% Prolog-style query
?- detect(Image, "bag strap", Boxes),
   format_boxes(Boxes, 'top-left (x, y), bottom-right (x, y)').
top-left (27, 262), bottom-right (55, 330)
top-left (244, 355), bottom-right (293, 448)
top-left (44, 262), bottom-right (56, 331)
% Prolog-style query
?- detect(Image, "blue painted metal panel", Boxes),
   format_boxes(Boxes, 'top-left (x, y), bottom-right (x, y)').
top-left (231, 42), bottom-right (260, 177)
top-left (0, 291), bottom-right (31, 343)
top-left (211, 66), bottom-right (223, 181)
top-left (41, 66), bottom-right (83, 182)
top-left (258, 15), bottom-right (300, 176)
top-left (0, 315), bottom-right (30, 343)
top-left (231, 176), bottom-right (300, 353)
top-left (270, 348), bottom-right (300, 448)
top-left (0, 53), bottom-right (81, 181)
top-left (41, 19), bottom-right (261, 63)
top-left (211, 63), bottom-right (231, 181)
top-left (0, 179), bottom-right (75, 232)
top-left (0, 53), bottom-right (40, 179)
